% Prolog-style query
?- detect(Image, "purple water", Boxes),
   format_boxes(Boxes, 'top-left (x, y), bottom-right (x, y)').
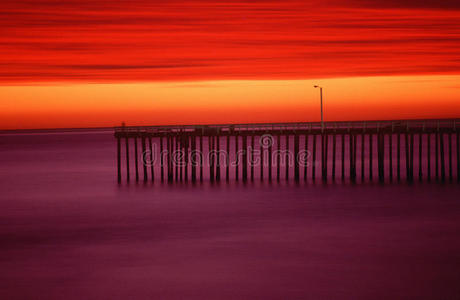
top-left (1, 130), bottom-right (460, 299)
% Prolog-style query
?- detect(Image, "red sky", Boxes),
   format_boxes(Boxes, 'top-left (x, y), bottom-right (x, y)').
top-left (1, 0), bottom-right (460, 129)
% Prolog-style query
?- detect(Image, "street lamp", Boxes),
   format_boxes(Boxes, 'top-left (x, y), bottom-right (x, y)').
top-left (314, 85), bottom-right (324, 130)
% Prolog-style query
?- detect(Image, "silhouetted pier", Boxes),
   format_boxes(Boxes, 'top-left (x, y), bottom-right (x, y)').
top-left (115, 119), bottom-right (459, 184)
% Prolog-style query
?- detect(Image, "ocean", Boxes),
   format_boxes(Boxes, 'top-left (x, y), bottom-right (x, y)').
top-left (1, 130), bottom-right (459, 299)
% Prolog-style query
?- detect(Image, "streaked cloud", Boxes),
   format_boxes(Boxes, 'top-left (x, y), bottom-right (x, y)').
top-left (346, 0), bottom-right (460, 9)
top-left (0, 0), bottom-right (459, 83)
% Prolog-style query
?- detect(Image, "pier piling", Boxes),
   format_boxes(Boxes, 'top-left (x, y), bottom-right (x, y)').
top-left (427, 133), bottom-right (431, 181)
top-left (409, 133), bottom-right (414, 182)
top-left (192, 135), bottom-right (197, 182)
top-left (141, 136), bottom-right (147, 182)
top-left (352, 134), bottom-right (357, 182)
top-left (175, 135), bottom-right (178, 182)
top-left (377, 133), bottom-right (384, 183)
top-left (457, 131), bottom-right (460, 182)
top-left (369, 134), bottom-right (373, 181)
top-left (405, 133), bottom-right (410, 182)
top-left (278, 133), bottom-right (282, 181)
top-left (332, 134), bottom-right (337, 181)
top-left (209, 135), bottom-right (214, 182)
top-left (260, 135), bottom-right (264, 181)
top-left (436, 131), bottom-right (439, 181)
top-left (448, 133), bottom-right (452, 182)
top-left (114, 119), bottom-right (459, 184)
top-left (268, 134), bottom-right (273, 181)
top-left (125, 137), bottom-right (130, 182)
top-left (341, 134), bottom-right (345, 181)
top-left (418, 134), bottom-right (422, 181)
top-left (235, 135), bottom-right (239, 181)
top-left (294, 133), bottom-right (300, 181)
top-left (389, 134), bottom-right (393, 182)
top-left (216, 134), bottom-right (221, 182)
top-left (285, 134), bottom-right (289, 181)
top-left (134, 137), bottom-right (139, 182)
top-left (251, 134), bottom-right (255, 181)
top-left (313, 134), bottom-right (317, 181)
top-left (361, 133), bottom-right (365, 182)
top-left (440, 133), bottom-right (446, 182)
top-left (149, 137), bottom-right (154, 181)
top-left (242, 135), bottom-right (248, 182)
top-left (226, 134), bottom-right (230, 181)
top-left (160, 136), bottom-right (163, 181)
top-left (397, 133), bottom-right (401, 182)
top-left (117, 137), bottom-right (121, 183)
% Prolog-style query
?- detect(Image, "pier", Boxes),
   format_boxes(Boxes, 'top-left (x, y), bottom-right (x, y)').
top-left (115, 119), bottom-right (460, 184)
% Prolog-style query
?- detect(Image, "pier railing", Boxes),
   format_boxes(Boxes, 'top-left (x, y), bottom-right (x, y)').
top-left (114, 118), bottom-right (460, 184)
top-left (115, 119), bottom-right (458, 135)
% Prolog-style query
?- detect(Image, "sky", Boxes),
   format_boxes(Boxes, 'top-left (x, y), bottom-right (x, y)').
top-left (0, 0), bottom-right (459, 129)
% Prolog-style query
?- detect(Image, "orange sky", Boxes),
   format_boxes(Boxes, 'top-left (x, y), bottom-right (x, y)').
top-left (1, 0), bottom-right (460, 129)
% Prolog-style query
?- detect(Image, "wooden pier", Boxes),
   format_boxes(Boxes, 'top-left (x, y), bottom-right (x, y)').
top-left (115, 119), bottom-right (460, 184)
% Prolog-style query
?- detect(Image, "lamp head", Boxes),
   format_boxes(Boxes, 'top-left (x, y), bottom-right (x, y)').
top-left (314, 85), bottom-right (319, 88)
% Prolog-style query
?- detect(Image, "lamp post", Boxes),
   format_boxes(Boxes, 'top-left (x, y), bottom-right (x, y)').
top-left (314, 85), bottom-right (324, 130)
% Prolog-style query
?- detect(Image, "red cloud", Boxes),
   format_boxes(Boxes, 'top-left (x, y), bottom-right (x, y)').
top-left (1, 0), bottom-right (460, 83)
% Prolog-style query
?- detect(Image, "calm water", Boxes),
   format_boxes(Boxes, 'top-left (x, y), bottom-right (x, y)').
top-left (1, 130), bottom-right (460, 299)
